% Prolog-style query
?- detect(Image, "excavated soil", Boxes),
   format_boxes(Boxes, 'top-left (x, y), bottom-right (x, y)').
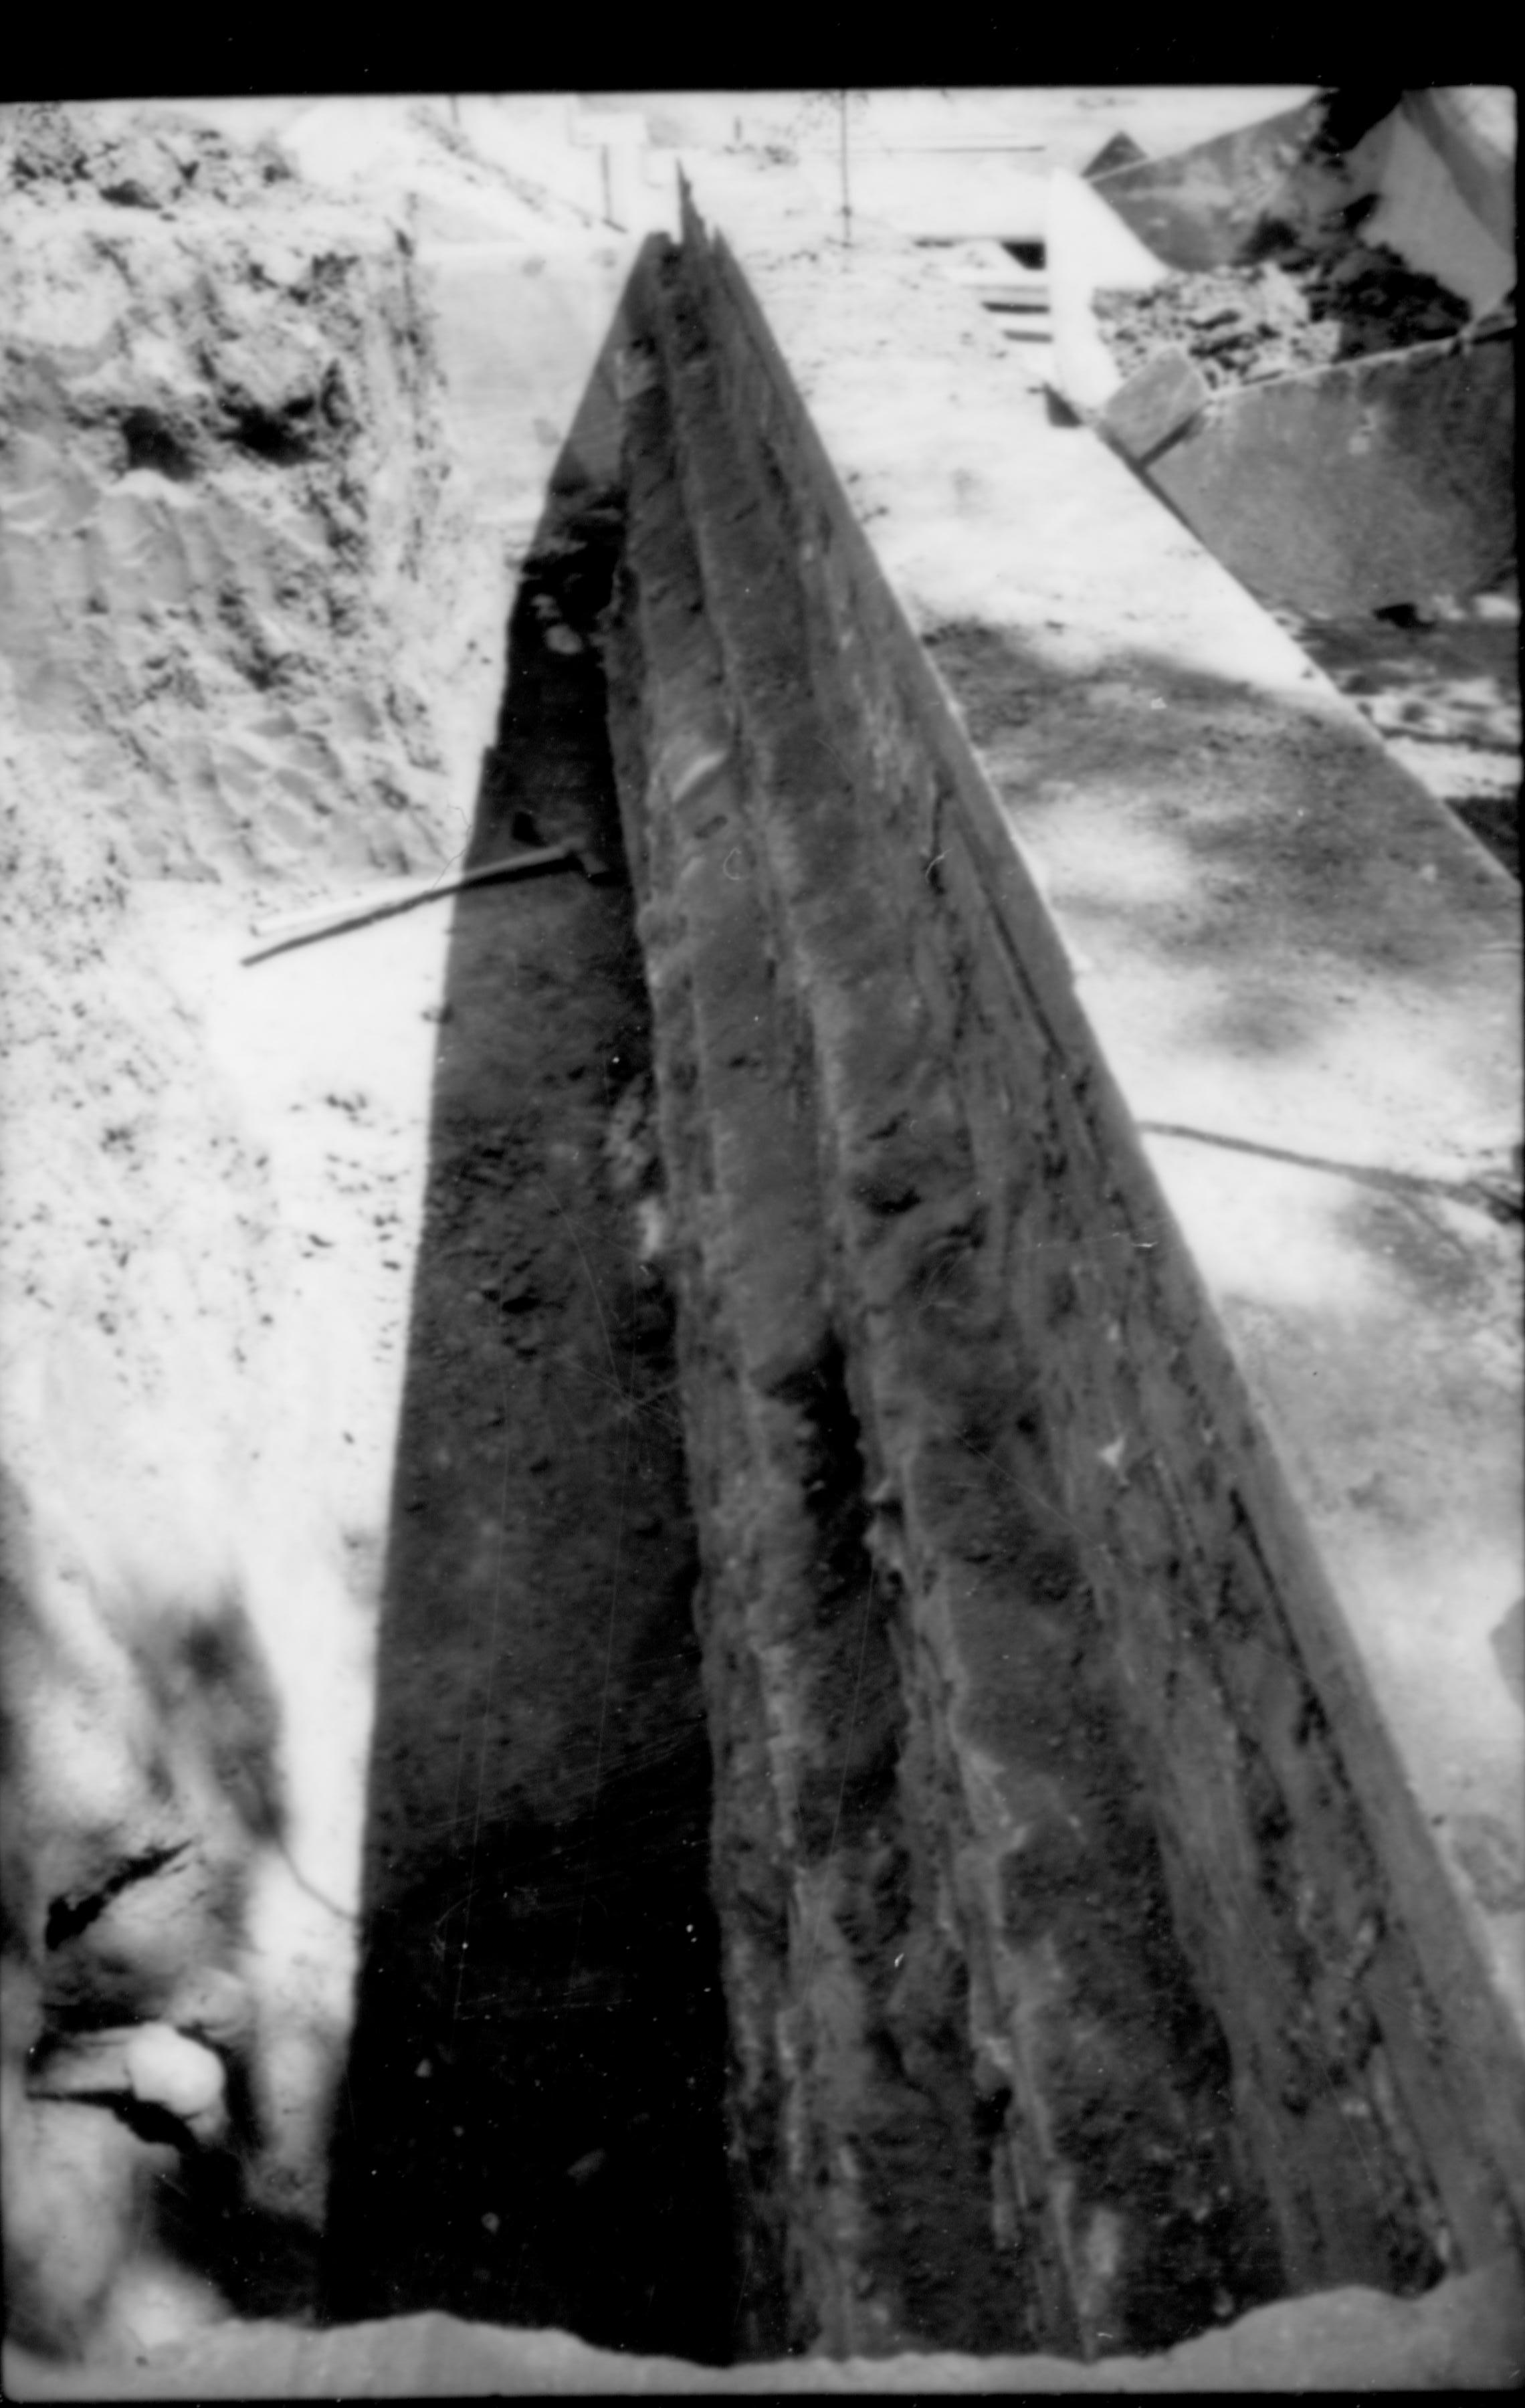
top-left (0, 98), bottom-right (732, 2367)
top-left (1, 106), bottom-right (460, 2359)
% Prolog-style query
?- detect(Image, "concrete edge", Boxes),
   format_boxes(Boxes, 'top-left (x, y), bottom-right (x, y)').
top-left (676, 189), bottom-right (1525, 2245)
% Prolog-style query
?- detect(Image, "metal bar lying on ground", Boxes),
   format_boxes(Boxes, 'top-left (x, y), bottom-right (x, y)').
top-left (241, 842), bottom-right (617, 966)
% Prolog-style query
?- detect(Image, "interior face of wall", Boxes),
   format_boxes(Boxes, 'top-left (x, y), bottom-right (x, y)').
top-left (605, 252), bottom-right (1278, 2360)
top-left (597, 202), bottom-right (1522, 2359)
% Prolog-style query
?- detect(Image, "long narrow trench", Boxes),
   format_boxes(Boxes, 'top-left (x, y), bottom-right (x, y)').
top-left (321, 467), bottom-right (738, 2364)
top-left (319, 239), bottom-right (1489, 2372)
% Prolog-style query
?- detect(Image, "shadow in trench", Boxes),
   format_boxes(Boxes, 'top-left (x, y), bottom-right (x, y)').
top-left (321, 257), bottom-right (738, 2366)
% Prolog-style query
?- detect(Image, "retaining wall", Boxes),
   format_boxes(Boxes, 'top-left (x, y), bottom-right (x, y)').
top-left (604, 187), bottom-right (1522, 2361)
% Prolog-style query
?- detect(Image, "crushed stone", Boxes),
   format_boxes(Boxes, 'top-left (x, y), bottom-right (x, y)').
top-left (1094, 239), bottom-right (1474, 393)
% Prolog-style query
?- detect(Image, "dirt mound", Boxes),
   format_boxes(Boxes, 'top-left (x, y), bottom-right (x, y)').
top-left (0, 89), bottom-right (736, 2371)
top-left (3, 102), bottom-right (297, 214)
top-left (1, 104), bottom-right (460, 896)
top-left (0, 97), bottom-right (506, 2361)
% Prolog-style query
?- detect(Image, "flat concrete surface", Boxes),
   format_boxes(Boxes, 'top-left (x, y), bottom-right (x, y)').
top-left (6, 2255), bottom-right (1522, 2395)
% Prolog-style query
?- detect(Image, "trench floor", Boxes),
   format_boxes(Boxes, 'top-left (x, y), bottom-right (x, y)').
top-left (320, 502), bottom-right (738, 2363)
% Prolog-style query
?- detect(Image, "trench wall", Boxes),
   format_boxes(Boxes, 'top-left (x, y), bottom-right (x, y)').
top-left (603, 196), bottom-right (1523, 2362)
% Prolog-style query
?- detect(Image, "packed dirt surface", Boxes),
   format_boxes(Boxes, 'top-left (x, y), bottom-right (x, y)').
top-left (1094, 241), bottom-right (1475, 394)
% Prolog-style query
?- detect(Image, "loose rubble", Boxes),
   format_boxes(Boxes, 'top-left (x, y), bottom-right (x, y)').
top-left (1095, 239), bottom-right (1475, 392)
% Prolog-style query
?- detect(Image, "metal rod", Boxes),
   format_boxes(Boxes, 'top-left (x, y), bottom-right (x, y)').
top-left (241, 843), bottom-right (609, 967)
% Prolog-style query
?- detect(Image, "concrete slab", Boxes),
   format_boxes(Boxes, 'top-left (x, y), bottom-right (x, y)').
top-left (1047, 168), bottom-right (1164, 413)
top-left (1365, 94), bottom-right (1515, 314)
top-left (1139, 327), bottom-right (1515, 615)
top-left (1086, 87), bottom-right (1513, 316)
top-left (1096, 346), bottom-right (1208, 459)
top-left (1084, 99), bottom-right (1325, 273)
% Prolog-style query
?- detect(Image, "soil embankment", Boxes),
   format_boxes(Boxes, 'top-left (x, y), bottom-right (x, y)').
top-left (1, 100), bottom-right (730, 2364)
top-left (1, 101), bottom-right (467, 2355)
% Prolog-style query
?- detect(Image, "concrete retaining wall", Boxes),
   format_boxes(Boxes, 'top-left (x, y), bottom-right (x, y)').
top-left (605, 185), bottom-right (1522, 2362)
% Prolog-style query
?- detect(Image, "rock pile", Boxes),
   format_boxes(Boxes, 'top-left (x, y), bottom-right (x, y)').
top-left (1094, 240), bottom-right (1473, 393)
